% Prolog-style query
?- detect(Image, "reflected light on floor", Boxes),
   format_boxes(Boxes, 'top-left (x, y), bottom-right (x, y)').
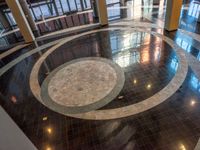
top-left (190, 99), bottom-right (196, 106)
top-left (43, 116), bottom-right (48, 121)
top-left (46, 127), bottom-right (52, 134)
top-left (10, 95), bottom-right (17, 104)
top-left (146, 84), bottom-right (152, 90)
top-left (179, 143), bottom-right (186, 150)
top-left (141, 51), bottom-right (150, 64)
top-left (154, 47), bottom-right (161, 62)
top-left (133, 79), bottom-right (137, 84)
top-left (118, 96), bottom-right (124, 100)
top-left (46, 147), bottom-right (52, 150)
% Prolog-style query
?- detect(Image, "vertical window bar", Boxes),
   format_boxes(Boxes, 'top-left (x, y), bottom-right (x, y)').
top-left (46, 0), bottom-right (54, 15)
top-left (38, 2), bottom-right (44, 18)
top-left (84, 0), bottom-right (87, 8)
top-left (80, 0), bottom-right (84, 11)
top-left (28, 1), bottom-right (37, 21)
top-left (58, 0), bottom-right (65, 14)
top-left (74, 0), bottom-right (78, 11)
top-left (66, 0), bottom-right (71, 12)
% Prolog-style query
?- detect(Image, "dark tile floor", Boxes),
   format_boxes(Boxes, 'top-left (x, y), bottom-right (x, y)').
top-left (35, 30), bottom-right (177, 110)
top-left (0, 29), bottom-right (200, 150)
top-left (1, 0), bottom-right (200, 150)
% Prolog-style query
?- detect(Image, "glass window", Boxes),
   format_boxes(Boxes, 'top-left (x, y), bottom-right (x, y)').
top-left (60, 0), bottom-right (70, 12)
top-left (55, 0), bottom-right (64, 15)
top-left (85, 0), bottom-right (91, 8)
top-left (106, 0), bottom-right (120, 5)
top-left (33, 7), bottom-right (42, 20)
top-left (40, 4), bottom-right (56, 17)
top-left (76, 0), bottom-right (82, 11)
top-left (69, 0), bottom-right (77, 11)
top-left (107, 3), bottom-right (120, 20)
top-left (4, 12), bottom-right (16, 27)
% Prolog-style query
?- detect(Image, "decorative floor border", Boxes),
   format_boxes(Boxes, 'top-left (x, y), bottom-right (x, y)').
top-left (0, 44), bottom-right (30, 60)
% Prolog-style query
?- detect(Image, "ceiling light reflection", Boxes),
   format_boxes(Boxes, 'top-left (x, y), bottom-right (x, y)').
top-left (10, 95), bottom-right (17, 104)
top-left (133, 79), bottom-right (137, 84)
top-left (46, 127), bottom-right (52, 134)
top-left (190, 100), bottom-right (196, 106)
top-left (46, 147), bottom-right (52, 150)
top-left (118, 96), bottom-right (124, 100)
top-left (179, 143), bottom-right (186, 150)
top-left (146, 84), bottom-right (152, 90)
top-left (42, 116), bottom-right (48, 121)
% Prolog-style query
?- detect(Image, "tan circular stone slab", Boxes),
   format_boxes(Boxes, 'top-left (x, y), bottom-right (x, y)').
top-left (48, 60), bottom-right (117, 107)
top-left (41, 57), bottom-right (125, 114)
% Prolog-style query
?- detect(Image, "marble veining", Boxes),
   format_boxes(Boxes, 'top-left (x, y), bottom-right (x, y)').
top-left (48, 59), bottom-right (117, 107)
top-left (40, 57), bottom-right (125, 114)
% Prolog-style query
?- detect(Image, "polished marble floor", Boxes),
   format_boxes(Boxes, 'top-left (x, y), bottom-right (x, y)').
top-left (1, 0), bottom-right (200, 150)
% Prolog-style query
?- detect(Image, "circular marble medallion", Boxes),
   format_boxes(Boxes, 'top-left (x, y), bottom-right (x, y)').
top-left (49, 60), bottom-right (117, 106)
top-left (41, 57), bottom-right (125, 114)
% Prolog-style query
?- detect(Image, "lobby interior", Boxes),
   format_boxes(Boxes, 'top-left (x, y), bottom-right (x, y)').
top-left (0, 0), bottom-right (200, 150)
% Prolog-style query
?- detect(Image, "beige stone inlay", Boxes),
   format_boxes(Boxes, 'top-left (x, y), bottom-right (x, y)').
top-left (48, 60), bottom-right (117, 107)
top-left (0, 44), bottom-right (29, 60)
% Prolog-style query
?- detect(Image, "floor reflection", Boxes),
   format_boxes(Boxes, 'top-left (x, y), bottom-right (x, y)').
top-left (27, 30), bottom-right (178, 109)
top-left (0, 29), bottom-right (200, 150)
top-left (1, 0), bottom-right (200, 150)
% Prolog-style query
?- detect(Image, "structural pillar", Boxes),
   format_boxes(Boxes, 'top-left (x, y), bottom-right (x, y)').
top-left (18, 0), bottom-right (38, 36)
top-left (5, 0), bottom-right (35, 43)
top-left (164, 0), bottom-right (183, 31)
top-left (96, 0), bottom-right (108, 26)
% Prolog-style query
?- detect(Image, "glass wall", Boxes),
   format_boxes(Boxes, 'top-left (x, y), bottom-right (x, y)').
top-left (106, 0), bottom-right (154, 21)
top-left (2, 9), bottom-right (17, 29)
top-left (0, 0), bottom-right (94, 37)
top-left (28, 0), bottom-right (92, 21)
top-left (0, 22), bottom-right (9, 48)
top-left (0, 0), bottom-right (93, 28)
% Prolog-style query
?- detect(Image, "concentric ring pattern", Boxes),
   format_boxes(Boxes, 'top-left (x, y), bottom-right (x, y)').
top-left (29, 26), bottom-right (188, 120)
